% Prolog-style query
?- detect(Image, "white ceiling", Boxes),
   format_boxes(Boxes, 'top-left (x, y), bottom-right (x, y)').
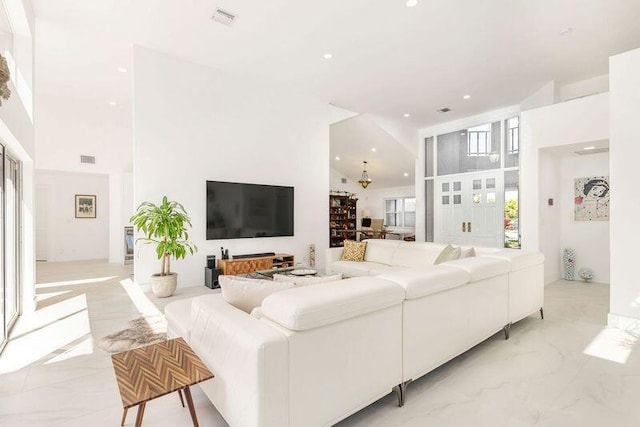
top-left (331, 115), bottom-right (415, 188)
top-left (32, 0), bottom-right (640, 160)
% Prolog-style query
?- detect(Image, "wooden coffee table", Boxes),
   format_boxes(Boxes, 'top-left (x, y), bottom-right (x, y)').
top-left (111, 337), bottom-right (214, 427)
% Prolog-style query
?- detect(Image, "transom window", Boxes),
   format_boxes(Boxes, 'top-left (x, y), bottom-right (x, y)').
top-left (466, 123), bottom-right (492, 156)
top-left (384, 197), bottom-right (416, 227)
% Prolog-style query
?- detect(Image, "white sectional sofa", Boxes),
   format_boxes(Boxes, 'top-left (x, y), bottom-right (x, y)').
top-left (165, 240), bottom-right (544, 426)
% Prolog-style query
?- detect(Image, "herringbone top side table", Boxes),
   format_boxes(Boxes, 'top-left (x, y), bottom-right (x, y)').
top-left (111, 337), bottom-right (214, 427)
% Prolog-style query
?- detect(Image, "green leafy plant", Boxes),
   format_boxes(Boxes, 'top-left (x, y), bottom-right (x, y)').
top-left (130, 196), bottom-right (197, 276)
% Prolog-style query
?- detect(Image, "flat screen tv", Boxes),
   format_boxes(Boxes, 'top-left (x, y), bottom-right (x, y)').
top-left (206, 181), bottom-right (294, 240)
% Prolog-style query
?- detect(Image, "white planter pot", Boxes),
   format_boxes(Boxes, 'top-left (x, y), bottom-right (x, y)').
top-left (150, 273), bottom-right (178, 298)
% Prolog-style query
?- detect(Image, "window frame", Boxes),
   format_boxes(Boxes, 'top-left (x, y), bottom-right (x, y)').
top-left (383, 196), bottom-right (416, 228)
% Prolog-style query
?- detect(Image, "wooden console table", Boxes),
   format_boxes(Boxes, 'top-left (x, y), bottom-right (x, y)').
top-left (219, 253), bottom-right (295, 275)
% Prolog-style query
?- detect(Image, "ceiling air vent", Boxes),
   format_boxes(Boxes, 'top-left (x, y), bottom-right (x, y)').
top-left (341, 178), bottom-right (347, 184)
top-left (437, 107), bottom-right (451, 113)
top-left (80, 155), bottom-right (95, 164)
top-left (211, 8), bottom-right (236, 26)
top-left (575, 148), bottom-right (609, 156)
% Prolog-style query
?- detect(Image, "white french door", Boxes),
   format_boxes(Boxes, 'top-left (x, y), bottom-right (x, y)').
top-left (435, 171), bottom-right (503, 247)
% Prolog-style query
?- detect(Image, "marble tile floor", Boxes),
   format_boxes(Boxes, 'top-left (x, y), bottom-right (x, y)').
top-left (1, 260), bottom-right (638, 426)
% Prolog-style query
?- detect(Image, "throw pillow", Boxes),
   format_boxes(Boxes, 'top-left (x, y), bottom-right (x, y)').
top-left (341, 240), bottom-right (367, 262)
top-left (219, 275), bottom-right (294, 313)
top-left (434, 244), bottom-right (462, 265)
top-left (460, 247), bottom-right (476, 259)
top-left (273, 273), bottom-right (343, 286)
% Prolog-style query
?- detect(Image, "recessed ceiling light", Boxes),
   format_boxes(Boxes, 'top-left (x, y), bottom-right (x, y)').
top-left (109, 101), bottom-right (117, 106)
top-left (559, 27), bottom-right (573, 36)
top-left (324, 53), bottom-right (333, 60)
top-left (404, 172), bottom-right (409, 177)
top-left (406, 0), bottom-right (418, 7)
top-left (403, 113), bottom-right (411, 118)
top-left (584, 146), bottom-right (596, 150)
top-left (117, 67), bottom-right (127, 73)
top-left (371, 148), bottom-right (376, 152)
top-left (463, 95), bottom-right (471, 100)
top-left (335, 156), bottom-right (340, 160)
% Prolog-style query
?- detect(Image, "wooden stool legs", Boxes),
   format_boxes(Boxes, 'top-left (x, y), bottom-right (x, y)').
top-left (121, 407), bottom-right (128, 426)
top-left (178, 388), bottom-right (185, 407)
top-left (120, 389), bottom-right (194, 426)
top-left (184, 386), bottom-right (199, 427)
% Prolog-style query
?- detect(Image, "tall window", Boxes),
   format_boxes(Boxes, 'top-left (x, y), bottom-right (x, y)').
top-left (384, 197), bottom-right (416, 227)
top-left (507, 117), bottom-right (519, 154)
top-left (466, 123), bottom-right (492, 156)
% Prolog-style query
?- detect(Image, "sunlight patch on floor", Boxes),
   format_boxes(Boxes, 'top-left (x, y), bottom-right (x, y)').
top-left (583, 327), bottom-right (638, 364)
top-left (119, 278), bottom-right (162, 317)
top-left (45, 335), bottom-right (94, 365)
top-left (0, 295), bottom-right (91, 374)
top-left (36, 276), bottom-right (118, 289)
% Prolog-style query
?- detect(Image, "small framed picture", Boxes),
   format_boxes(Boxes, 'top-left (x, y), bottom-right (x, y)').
top-left (75, 194), bottom-right (96, 219)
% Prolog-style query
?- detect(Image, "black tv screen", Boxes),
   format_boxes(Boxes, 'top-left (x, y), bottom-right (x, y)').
top-left (206, 181), bottom-right (294, 240)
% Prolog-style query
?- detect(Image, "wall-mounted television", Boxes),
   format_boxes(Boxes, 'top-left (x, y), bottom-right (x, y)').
top-left (206, 181), bottom-right (294, 240)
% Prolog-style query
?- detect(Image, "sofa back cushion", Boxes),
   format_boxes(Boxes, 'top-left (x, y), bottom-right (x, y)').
top-left (390, 242), bottom-right (447, 267)
top-left (219, 275), bottom-right (294, 313)
top-left (261, 276), bottom-right (405, 331)
top-left (442, 257), bottom-right (511, 281)
top-left (363, 239), bottom-right (401, 265)
top-left (378, 265), bottom-right (471, 300)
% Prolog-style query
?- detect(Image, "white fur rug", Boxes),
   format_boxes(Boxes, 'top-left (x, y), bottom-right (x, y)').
top-left (98, 315), bottom-right (167, 353)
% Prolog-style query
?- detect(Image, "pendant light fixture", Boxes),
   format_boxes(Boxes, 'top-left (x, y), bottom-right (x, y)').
top-left (358, 161), bottom-right (372, 189)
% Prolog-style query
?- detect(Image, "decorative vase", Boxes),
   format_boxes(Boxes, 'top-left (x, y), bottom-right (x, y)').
top-left (308, 244), bottom-right (316, 268)
top-left (150, 273), bottom-right (178, 297)
top-left (563, 248), bottom-right (576, 281)
top-left (578, 268), bottom-right (594, 282)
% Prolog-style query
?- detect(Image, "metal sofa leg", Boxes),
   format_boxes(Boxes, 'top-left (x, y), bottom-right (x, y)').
top-left (540, 307), bottom-right (544, 320)
top-left (503, 322), bottom-right (512, 340)
top-left (393, 380), bottom-right (412, 407)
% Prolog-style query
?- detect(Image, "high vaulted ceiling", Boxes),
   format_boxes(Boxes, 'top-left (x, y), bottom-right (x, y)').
top-left (33, 0), bottom-right (640, 129)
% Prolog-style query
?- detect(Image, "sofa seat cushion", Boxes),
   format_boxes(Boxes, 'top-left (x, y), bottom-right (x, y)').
top-left (331, 260), bottom-right (381, 277)
top-left (442, 257), bottom-right (511, 281)
top-left (362, 240), bottom-right (401, 265)
top-left (368, 265), bottom-right (409, 276)
top-left (378, 265), bottom-right (470, 300)
top-left (165, 297), bottom-right (193, 340)
top-left (261, 277), bottom-right (405, 331)
top-left (485, 249), bottom-right (545, 271)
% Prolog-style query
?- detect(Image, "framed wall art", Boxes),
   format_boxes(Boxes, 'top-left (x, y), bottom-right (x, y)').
top-left (75, 194), bottom-right (96, 219)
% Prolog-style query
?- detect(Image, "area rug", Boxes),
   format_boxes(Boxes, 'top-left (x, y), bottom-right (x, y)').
top-left (98, 315), bottom-right (167, 353)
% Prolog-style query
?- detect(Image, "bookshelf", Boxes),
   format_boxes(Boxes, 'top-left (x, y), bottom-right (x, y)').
top-left (329, 194), bottom-right (358, 248)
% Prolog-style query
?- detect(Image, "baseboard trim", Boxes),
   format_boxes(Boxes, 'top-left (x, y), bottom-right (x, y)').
top-left (608, 312), bottom-right (640, 334)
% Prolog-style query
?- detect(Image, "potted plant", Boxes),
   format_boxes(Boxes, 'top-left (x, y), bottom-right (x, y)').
top-left (130, 196), bottom-right (197, 297)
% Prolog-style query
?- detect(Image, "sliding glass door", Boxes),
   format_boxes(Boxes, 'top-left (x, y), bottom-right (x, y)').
top-left (0, 148), bottom-right (20, 354)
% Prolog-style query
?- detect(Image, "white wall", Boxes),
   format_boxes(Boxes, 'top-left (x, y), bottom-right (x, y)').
top-left (520, 93), bottom-right (609, 255)
top-left (35, 171), bottom-right (110, 262)
top-left (330, 168), bottom-right (361, 194)
top-left (538, 151), bottom-right (562, 284)
top-left (559, 152), bottom-right (610, 284)
top-left (133, 46), bottom-right (329, 287)
top-left (520, 81), bottom-right (558, 112)
top-left (560, 75), bottom-right (609, 102)
top-left (609, 48), bottom-right (640, 326)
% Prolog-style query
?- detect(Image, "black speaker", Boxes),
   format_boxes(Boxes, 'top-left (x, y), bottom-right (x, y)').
top-left (207, 255), bottom-right (216, 269)
top-left (205, 267), bottom-right (222, 289)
